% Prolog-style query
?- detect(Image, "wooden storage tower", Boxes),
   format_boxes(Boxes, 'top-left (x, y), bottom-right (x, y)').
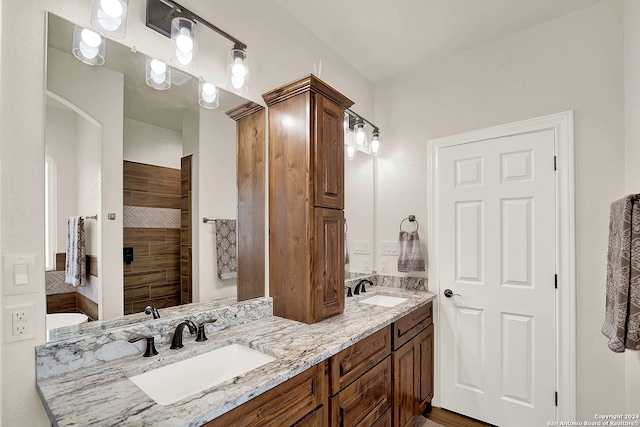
top-left (226, 101), bottom-right (266, 302)
top-left (263, 75), bottom-right (354, 324)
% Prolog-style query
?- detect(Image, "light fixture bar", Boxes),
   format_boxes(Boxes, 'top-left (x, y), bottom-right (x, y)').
top-left (345, 109), bottom-right (380, 133)
top-left (146, 0), bottom-right (247, 50)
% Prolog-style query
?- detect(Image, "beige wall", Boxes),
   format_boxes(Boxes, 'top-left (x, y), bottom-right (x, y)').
top-left (375, 0), bottom-right (627, 418)
top-left (623, 0), bottom-right (640, 414)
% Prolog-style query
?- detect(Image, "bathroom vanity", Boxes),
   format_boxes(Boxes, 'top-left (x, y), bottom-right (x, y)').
top-left (36, 286), bottom-right (434, 426)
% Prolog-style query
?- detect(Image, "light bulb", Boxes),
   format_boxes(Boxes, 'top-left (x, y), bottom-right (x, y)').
top-left (150, 59), bottom-right (167, 75)
top-left (176, 29), bottom-right (193, 53)
top-left (355, 125), bottom-right (366, 145)
top-left (231, 75), bottom-right (245, 89)
top-left (175, 49), bottom-right (193, 65)
top-left (79, 42), bottom-right (99, 59)
top-left (232, 58), bottom-right (247, 78)
top-left (371, 135), bottom-right (380, 155)
top-left (346, 145), bottom-right (356, 160)
top-left (100, 0), bottom-right (123, 18)
top-left (81, 29), bottom-right (102, 48)
top-left (202, 82), bottom-right (216, 96)
top-left (152, 73), bottom-right (166, 84)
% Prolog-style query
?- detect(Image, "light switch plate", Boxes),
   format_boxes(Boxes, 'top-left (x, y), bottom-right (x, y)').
top-left (2, 254), bottom-right (38, 295)
top-left (380, 241), bottom-right (398, 256)
top-left (3, 303), bottom-right (36, 343)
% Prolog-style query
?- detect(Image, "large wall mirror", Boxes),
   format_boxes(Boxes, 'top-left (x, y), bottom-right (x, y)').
top-left (44, 13), bottom-right (375, 341)
top-left (44, 13), bottom-right (257, 339)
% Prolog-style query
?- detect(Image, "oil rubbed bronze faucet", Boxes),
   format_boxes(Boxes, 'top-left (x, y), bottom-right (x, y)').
top-left (144, 305), bottom-right (160, 319)
top-left (170, 320), bottom-right (198, 349)
top-left (354, 279), bottom-right (372, 295)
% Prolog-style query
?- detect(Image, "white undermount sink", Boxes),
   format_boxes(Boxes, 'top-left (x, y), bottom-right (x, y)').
top-left (359, 294), bottom-right (409, 308)
top-left (128, 343), bottom-right (276, 405)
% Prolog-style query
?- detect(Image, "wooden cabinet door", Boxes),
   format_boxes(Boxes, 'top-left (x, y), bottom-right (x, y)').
top-left (393, 338), bottom-right (419, 427)
top-left (371, 409), bottom-right (392, 427)
top-left (314, 208), bottom-right (345, 321)
top-left (330, 357), bottom-right (392, 427)
top-left (205, 361), bottom-right (327, 427)
top-left (417, 324), bottom-right (434, 414)
top-left (292, 405), bottom-right (327, 427)
top-left (314, 95), bottom-right (344, 209)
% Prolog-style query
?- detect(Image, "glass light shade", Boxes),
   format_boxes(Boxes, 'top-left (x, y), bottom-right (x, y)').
top-left (371, 132), bottom-right (381, 156)
top-left (346, 145), bottom-right (356, 161)
top-left (145, 58), bottom-right (171, 90)
top-left (227, 47), bottom-right (249, 94)
top-left (90, 0), bottom-right (128, 39)
top-left (198, 81), bottom-right (219, 109)
top-left (72, 26), bottom-right (105, 66)
top-left (354, 122), bottom-right (368, 150)
top-left (171, 17), bottom-right (197, 69)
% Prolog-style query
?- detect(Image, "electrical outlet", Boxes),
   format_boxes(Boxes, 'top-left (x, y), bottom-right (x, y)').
top-left (12, 311), bottom-right (26, 322)
top-left (380, 259), bottom-right (388, 273)
top-left (3, 304), bottom-right (36, 343)
top-left (13, 323), bottom-right (26, 336)
top-left (363, 257), bottom-right (371, 271)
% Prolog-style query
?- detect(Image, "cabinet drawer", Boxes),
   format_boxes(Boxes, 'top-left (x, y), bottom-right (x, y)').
top-left (292, 405), bottom-right (327, 427)
top-left (393, 302), bottom-right (432, 350)
top-left (371, 408), bottom-right (392, 427)
top-left (205, 360), bottom-right (327, 427)
top-left (330, 356), bottom-right (392, 427)
top-left (330, 326), bottom-right (391, 394)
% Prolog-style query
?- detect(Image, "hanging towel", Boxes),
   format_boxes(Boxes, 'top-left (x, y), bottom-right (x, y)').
top-left (64, 216), bottom-right (86, 287)
top-left (345, 231), bottom-right (350, 265)
top-left (397, 230), bottom-right (426, 273)
top-left (602, 195), bottom-right (640, 352)
top-left (215, 219), bottom-right (237, 280)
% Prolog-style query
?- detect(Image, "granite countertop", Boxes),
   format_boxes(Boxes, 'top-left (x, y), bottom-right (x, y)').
top-left (37, 286), bottom-right (435, 427)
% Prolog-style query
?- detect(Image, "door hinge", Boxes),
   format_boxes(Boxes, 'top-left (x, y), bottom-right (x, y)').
top-left (555, 274), bottom-right (558, 289)
top-left (554, 156), bottom-right (557, 171)
top-left (555, 391), bottom-right (558, 406)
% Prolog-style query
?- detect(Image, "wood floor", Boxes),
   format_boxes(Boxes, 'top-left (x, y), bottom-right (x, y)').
top-left (425, 407), bottom-right (496, 427)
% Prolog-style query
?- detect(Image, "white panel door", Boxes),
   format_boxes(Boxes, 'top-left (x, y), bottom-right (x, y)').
top-left (438, 130), bottom-right (556, 426)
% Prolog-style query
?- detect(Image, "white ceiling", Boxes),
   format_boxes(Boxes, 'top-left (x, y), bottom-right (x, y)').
top-left (275, 0), bottom-right (606, 83)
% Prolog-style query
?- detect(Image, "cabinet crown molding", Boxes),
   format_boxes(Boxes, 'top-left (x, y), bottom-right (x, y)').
top-left (262, 74), bottom-right (354, 109)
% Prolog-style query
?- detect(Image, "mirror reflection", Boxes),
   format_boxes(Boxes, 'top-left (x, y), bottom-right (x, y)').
top-left (43, 13), bottom-right (375, 341)
top-left (44, 13), bottom-right (249, 337)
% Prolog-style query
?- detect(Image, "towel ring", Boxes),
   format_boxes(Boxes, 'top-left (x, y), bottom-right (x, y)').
top-left (400, 215), bottom-right (419, 232)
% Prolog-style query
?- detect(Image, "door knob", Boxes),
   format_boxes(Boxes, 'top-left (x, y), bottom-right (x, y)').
top-left (444, 289), bottom-right (462, 298)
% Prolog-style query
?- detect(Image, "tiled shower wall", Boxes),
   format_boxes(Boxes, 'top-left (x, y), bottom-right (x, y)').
top-left (123, 160), bottom-right (182, 315)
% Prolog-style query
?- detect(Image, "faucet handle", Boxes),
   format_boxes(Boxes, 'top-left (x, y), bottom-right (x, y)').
top-left (361, 282), bottom-right (367, 293)
top-left (195, 319), bottom-right (218, 342)
top-left (346, 286), bottom-right (353, 297)
top-left (129, 336), bottom-right (158, 357)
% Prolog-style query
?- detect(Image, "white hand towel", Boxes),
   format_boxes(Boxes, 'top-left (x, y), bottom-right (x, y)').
top-left (397, 230), bottom-right (426, 273)
top-left (65, 216), bottom-right (86, 287)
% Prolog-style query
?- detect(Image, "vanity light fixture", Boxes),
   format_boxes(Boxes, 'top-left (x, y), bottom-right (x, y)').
top-left (146, 0), bottom-right (250, 92)
top-left (344, 109), bottom-right (382, 157)
top-left (145, 58), bottom-right (171, 90)
top-left (90, 0), bottom-right (128, 39)
top-left (171, 17), bottom-right (197, 69)
top-left (370, 131), bottom-right (381, 156)
top-left (198, 80), bottom-right (219, 109)
top-left (354, 120), bottom-right (368, 150)
top-left (227, 44), bottom-right (249, 94)
top-left (72, 26), bottom-right (106, 66)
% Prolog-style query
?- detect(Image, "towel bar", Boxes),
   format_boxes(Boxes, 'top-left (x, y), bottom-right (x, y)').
top-left (81, 215), bottom-right (98, 220)
top-left (400, 215), bottom-right (419, 232)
